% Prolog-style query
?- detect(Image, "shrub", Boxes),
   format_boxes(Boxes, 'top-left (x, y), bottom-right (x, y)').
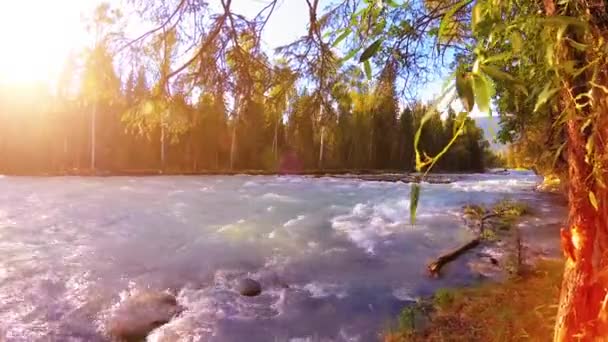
top-left (493, 200), bottom-right (529, 218)
top-left (433, 288), bottom-right (455, 309)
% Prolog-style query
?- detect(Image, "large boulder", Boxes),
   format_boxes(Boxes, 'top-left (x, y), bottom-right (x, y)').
top-left (107, 291), bottom-right (181, 341)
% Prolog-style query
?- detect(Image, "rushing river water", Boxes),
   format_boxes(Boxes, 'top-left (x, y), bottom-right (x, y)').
top-left (0, 171), bottom-right (563, 341)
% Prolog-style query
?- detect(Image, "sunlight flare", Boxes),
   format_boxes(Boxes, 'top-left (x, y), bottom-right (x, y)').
top-left (0, 0), bottom-right (99, 86)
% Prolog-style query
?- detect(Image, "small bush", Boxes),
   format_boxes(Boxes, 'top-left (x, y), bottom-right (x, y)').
top-left (398, 307), bottom-right (417, 332)
top-left (493, 200), bottom-right (529, 218)
top-left (463, 204), bottom-right (485, 219)
top-left (433, 288), bottom-right (455, 309)
top-left (481, 228), bottom-right (499, 241)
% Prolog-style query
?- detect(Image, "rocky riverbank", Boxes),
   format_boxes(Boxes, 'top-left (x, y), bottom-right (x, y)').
top-left (386, 196), bottom-right (566, 341)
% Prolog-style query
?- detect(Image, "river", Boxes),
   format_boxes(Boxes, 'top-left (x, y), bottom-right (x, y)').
top-left (0, 171), bottom-right (563, 341)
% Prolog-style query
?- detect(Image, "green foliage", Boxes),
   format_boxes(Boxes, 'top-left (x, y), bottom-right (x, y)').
top-left (463, 204), bottom-right (485, 219)
top-left (398, 307), bottom-right (417, 333)
top-left (493, 200), bottom-right (529, 218)
top-left (359, 39), bottom-right (383, 63)
top-left (481, 228), bottom-right (498, 241)
top-left (456, 72), bottom-right (475, 112)
top-left (396, 299), bottom-right (431, 335)
top-left (410, 183), bottom-right (420, 225)
top-left (433, 288), bottom-right (456, 309)
top-left (472, 73), bottom-right (494, 114)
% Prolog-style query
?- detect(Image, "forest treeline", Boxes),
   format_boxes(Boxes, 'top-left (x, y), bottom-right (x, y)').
top-left (0, 14), bottom-right (497, 175)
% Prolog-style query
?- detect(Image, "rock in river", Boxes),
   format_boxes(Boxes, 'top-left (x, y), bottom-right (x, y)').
top-left (107, 291), bottom-right (181, 341)
top-left (237, 278), bottom-right (262, 297)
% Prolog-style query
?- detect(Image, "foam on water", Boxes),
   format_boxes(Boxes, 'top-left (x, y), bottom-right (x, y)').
top-left (260, 192), bottom-right (299, 202)
top-left (284, 215), bottom-right (307, 228)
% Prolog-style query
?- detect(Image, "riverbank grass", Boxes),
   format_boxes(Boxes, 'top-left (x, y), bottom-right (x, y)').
top-left (386, 260), bottom-right (563, 341)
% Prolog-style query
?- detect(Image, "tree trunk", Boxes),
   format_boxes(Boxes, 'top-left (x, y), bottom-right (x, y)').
top-left (160, 120), bottom-right (166, 173)
top-left (319, 126), bottom-right (325, 169)
top-left (543, 1), bottom-right (608, 340)
top-left (428, 238), bottom-right (480, 277)
top-left (63, 135), bottom-right (68, 172)
top-left (273, 114), bottom-right (279, 167)
top-left (553, 116), bottom-right (608, 341)
top-left (90, 103), bottom-right (96, 171)
top-left (369, 127), bottom-right (374, 167)
top-left (229, 124), bottom-right (237, 171)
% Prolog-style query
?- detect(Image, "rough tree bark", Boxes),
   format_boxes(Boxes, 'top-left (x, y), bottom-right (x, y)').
top-left (545, 1), bottom-right (608, 340)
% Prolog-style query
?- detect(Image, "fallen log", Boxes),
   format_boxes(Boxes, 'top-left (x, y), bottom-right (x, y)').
top-left (427, 238), bottom-right (480, 277)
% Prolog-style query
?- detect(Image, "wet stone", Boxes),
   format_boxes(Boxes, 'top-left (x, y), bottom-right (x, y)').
top-left (236, 278), bottom-right (262, 297)
top-left (107, 291), bottom-right (181, 341)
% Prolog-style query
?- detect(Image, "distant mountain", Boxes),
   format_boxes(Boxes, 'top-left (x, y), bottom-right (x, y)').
top-left (473, 116), bottom-right (506, 151)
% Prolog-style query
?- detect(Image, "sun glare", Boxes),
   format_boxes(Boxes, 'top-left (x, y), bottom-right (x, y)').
top-left (0, 0), bottom-right (100, 87)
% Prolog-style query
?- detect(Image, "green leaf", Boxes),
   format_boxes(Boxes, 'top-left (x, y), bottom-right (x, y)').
top-left (472, 58), bottom-right (480, 74)
top-left (561, 60), bottom-right (577, 74)
top-left (589, 191), bottom-right (599, 211)
top-left (479, 65), bottom-right (528, 96)
top-left (350, 7), bottom-right (366, 26)
top-left (515, 84), bottom-right (529, 96)
top-left (483, 52), bottom-right (512, 64)
top-left (332, 28), bottom-right (352, 47)
top-left (364, 60), bottom-right (372, 80)
top-left (557, 25), bottom-right (567, 41)
top-left (541, 16), bottom-right (589, 29)
top-left (546, 43), bottom-right (555, 66)
top-left (456, 72), bottom-right (475, 112)
top-left (471, 2), bottom-right (482, 32)
top-left (534, 83), bottom-right (560, 112)
top-left (552, 142), bottom-right (566, 169)
top-left (384, 0), bottom-right (399, 8)
top-left (359, 39), bottom-right (382, 63)
top-left (511, 31), bottom-right (523, 53)
top-left (439, 0), bottom-right (469, 40)
top-left (566, 38), bottom-right (588, 51)
top-left (479, 65), bottom-right (516, 83)
top-left (473, 73), bottom-right (494, 113)
top-left (410, 183), bottom-right (421, 225)
top-left (342, 47), bottom-right (362, 62)
top-left (585, 136), bottom-right (594, 164)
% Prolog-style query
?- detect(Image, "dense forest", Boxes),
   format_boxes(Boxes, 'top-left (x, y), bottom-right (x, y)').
top-left (0, 3), bottom-right (497, 175)
top-left (0, 62), bottom-right (494, 175)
